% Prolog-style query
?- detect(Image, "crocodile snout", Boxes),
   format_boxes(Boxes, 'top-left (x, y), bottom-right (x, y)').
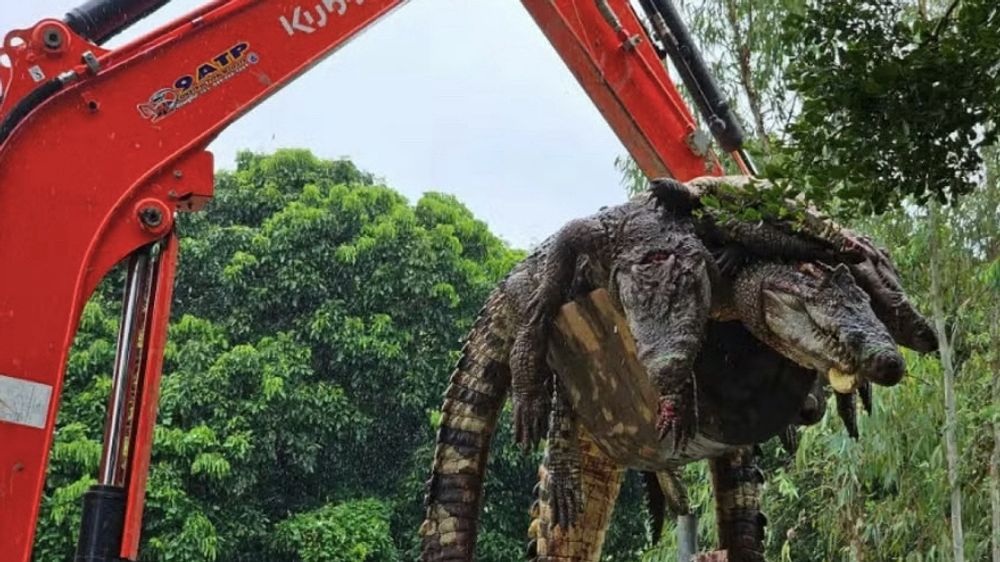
top-left (862, 348), bottom-right (905, 386)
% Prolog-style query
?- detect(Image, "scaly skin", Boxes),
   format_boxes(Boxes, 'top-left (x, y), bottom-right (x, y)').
top-left (529, 429), bottom-right (624, 562)
top-left (733, 261), bottom-right (906, 388)
top-left (510, 193), bottom-right (714, 452)
top-left (650, 175), bottom-right (865, 264)
top-left (530, 442), bottom-right (768, 562)
top-left (546, 384), bottom-right (584, 530)
top-left (421, 177), bottom-right (935, 560)
top-left (420, 290), bottom-right (516, 561)
top-left (848, 238), bottom-right (937, 352)
top-left (652, 175), bottom-right (937, 353)
top-left (710, 447), bottom-right (767, 562)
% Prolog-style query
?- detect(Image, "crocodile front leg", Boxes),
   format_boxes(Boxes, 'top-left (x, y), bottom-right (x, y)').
top-left (512, 218), bottom-right (606, 448)
top-left (710, 447), bottom-right (766, 562)
top-left (529, 429), bottom-right (623, 562)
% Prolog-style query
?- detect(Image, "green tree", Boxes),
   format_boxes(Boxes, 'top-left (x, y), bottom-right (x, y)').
top-left (775, 0), bottom-right (1000, 215)
top-left (622, 2), bottom-right (1000, 560)
top-left (35, 150), bottom-right (569, 561)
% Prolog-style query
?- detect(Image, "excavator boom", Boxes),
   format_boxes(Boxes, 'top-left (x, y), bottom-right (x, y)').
top-left (0, 1), bottom-right (738, 559)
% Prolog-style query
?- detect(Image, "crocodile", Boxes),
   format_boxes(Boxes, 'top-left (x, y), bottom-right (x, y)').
top-left (418, 178), bottom-right (934, 561)
top-left (528, 258), bottom-right (927, 562)
top-left (507, 178), bottom-right (873, 454)
top-left (651, 175), bottom-right (937, 354)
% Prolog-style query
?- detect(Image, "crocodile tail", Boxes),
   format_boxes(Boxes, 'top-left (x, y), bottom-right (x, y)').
top-left (528, 429), bottom-right (624, 562)
top-left (643, 468), bottom-right (691, 545)
top-left (710, 447), bottom-right (767, 562)
top-left (420, 291), bottom-right (514, 561)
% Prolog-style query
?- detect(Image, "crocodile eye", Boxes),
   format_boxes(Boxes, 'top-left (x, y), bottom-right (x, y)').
top-left (641, 250), bottom-right (672, 264)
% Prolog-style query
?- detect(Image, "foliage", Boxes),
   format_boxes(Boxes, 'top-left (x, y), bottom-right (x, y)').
top-left (272, 499), bottom-right (398, 562)
top-left (772, 0), bottom-right (1000, 215)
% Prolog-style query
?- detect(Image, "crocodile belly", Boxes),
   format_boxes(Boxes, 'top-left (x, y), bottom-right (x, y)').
top-left (549, 290), bottom-right (814, 471)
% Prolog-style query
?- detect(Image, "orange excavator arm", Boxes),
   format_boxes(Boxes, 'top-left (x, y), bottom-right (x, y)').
top-left (0, 1), bottom-right (746, 559)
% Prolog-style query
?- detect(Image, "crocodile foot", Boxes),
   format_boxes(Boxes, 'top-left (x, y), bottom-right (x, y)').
top-left (513, 394), bottom-right (550, 450)
top-left (547, 469), bottom-right (583, 530)
top-left (511, 324), bottom-right (552, 450)
top-left (656, 384), bottom-right (697, 451)
top-left (713, 245), bottom-right (747, 277)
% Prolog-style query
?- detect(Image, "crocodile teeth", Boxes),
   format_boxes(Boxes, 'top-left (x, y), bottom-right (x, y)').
top-left (828, 367), bottom-right (859, 394)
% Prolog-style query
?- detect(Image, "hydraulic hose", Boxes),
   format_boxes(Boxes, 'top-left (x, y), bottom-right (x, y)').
top-left (0, 78), bottom-right (66, 149)
top-left (65, 0), bottom-right (172, 45)
top-left (638, 0), bottom-right (746, 153)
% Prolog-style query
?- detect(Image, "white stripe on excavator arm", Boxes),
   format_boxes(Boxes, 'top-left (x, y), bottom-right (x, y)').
top-left (0, 374), bottom-right (52, 429)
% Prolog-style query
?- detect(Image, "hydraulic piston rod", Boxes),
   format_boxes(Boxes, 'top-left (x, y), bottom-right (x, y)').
top-left (76, 244), bottom-right (159, 562)
top-left (99, 248), bottom-right (154, 486)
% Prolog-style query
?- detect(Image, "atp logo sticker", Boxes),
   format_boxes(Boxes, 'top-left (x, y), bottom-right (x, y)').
top-left (138, 42), bottom-right (258, 123)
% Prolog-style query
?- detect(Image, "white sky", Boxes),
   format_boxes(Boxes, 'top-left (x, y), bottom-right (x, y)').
top-left (3, 1), bottom-right (631, 248)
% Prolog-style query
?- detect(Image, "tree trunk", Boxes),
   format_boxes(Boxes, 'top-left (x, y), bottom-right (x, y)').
top-left (850, 534), bottom-right (864, 562)
top-left (928, 203), bottom-right (965, 562)
top-left (722, 0), bottom-right (769, 152)
top-left (991, 303), bottom-right (1000, 562)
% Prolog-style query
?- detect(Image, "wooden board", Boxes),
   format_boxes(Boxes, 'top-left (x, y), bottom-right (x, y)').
top-left (548, 289), bottom-right (731, 470)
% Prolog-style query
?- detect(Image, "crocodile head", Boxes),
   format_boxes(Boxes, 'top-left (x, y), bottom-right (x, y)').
top-left (735, 261), bottom-right (908, 391)
top-left (848, 235), bottom-right (938, 353)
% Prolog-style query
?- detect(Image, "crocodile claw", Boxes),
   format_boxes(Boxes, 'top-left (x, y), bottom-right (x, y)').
top-left (778, 425), bottom-right (800, 455)
top-left (713, 245), bottom-right (747, 277)
top-left (858, 380), bottom-right (873, 415)
top-left (513, 396), bottom-right (550, 450)
top-left (548, 471), bottom-right (583, 530)
top-left (657, 392), bottom-right (697, 452)
top-left (510, 321), bottom-right (552, 450)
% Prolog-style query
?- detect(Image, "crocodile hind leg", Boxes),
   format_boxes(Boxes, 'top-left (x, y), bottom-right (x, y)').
top-left (710, 447), bottom-right (766, 562)
top-left (545, 381), bottom-right (584, 529)
top-left (529, 429), bottom-right (623, 562)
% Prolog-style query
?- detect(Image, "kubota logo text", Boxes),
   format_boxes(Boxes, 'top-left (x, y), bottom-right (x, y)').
top-left (279, 0), bottom-right (365, 36)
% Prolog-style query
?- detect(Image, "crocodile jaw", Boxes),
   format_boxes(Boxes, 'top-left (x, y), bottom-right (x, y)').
top-left (827, 367), bottom-right (859, 394)
top-left (761, 288), bottom-right (854, 376)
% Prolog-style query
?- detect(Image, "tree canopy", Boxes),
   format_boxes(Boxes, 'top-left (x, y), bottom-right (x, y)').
top-left (35, 150), bottom-right (599, 561)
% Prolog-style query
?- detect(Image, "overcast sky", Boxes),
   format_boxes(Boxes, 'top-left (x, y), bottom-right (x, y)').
top-left (3, 1), bottom-right (631, 248)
